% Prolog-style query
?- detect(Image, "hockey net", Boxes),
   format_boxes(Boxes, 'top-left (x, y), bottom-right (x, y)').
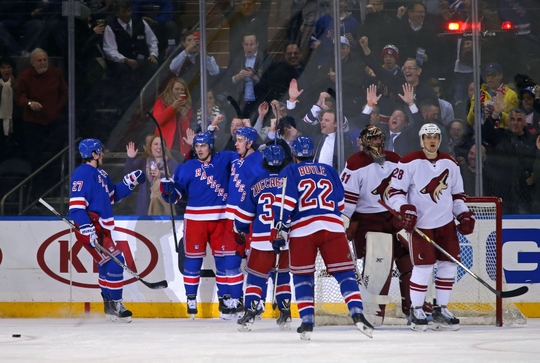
top-left (313, 197), bottom-right (527, 326)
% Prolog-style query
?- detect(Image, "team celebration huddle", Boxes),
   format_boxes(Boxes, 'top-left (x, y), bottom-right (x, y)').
top-left (69, 107), bottom-right (485, 340)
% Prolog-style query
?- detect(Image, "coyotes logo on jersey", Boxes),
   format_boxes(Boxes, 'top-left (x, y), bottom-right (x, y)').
top-left (420, 169), bottom-right (449, 203)
top-left (371, 174), bottom-right (392, 201)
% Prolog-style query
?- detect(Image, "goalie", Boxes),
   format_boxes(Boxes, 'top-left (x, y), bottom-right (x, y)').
top-left (340, 125), bottom-right (413, 326)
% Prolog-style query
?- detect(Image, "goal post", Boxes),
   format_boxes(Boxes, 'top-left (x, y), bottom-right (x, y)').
top-left (313, 196), bottom-right (527, 326)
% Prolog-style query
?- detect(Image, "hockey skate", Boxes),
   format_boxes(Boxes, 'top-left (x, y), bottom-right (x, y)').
top-left (255, 299), bottom-right (265, 320)
top-left (352, 313), bottom-right (374, 339)
top-left (297, 323), bottom-right (313, 340)
top-left (237, 301), bottom-right (259, 332)
top-left (101, 293), bottom-right (116, 317)
top-left (432, 305), bottom-right (460, 331)
top-left (234, 297), bottom-right (244, 318)
top-left (276, 299), bottom-right (291, 331)
top-left (106, 300), bottom-right (132, 323)
top-left (410, 306), bottom-right (428, 332)
top-left (187, 294), bottom-right (197, 320)
top-left (220, 295), bottom-right (234, 320)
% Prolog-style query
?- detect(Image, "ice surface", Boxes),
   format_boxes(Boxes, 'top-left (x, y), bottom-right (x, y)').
top-left (1, 318), bottom-right (539, 362)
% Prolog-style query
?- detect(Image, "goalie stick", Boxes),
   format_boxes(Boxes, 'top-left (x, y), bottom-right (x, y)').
top-left (39, 198), bottom-right (168, 290)
top-left (272, 176), bottom-right (287, 310)
top-left (378, 199), bottom-right (528, 298)
top-left (146, 111), bottom-right (180, 253)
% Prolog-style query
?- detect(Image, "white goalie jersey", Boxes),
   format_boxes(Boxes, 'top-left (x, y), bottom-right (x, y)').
top-left (341, 150), bottom-right (401, 217)
top-left (387, 151), bottom-right (469, 229)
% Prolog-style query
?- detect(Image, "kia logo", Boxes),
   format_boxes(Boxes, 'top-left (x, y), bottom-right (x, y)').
top-left (37, 228), bottom-right (159, 288)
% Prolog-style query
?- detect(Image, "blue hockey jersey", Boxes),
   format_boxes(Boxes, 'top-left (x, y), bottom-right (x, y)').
top-left (69, 164), bottom-right (132, 230)
top-left (273, 160), bottom-right (345, 238)
top-left (172, 151), bottom-right (235, 221)
top-left (226, 151), bottom-right (265, 220)
top-left (234, 170), bottom-right (285, 251)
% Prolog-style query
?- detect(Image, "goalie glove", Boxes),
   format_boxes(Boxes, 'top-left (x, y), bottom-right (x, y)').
top-left (79, 224), bottom-right (98, 248)
top-left (457, 211), bottom-right (475, 235)
top-left (123, 170), bottom-right (146, 191)
top-left (399, 204), bottom-right (417, 233)
top-left (160, 177), bottom-right (180, 204)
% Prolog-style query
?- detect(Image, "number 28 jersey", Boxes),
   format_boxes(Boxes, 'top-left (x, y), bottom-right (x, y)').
top-left (273, 161), bottom-right (345, 238)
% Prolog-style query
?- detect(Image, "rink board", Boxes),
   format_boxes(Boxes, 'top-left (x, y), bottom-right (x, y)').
top-left (0, 217), bottom-right (538, 318)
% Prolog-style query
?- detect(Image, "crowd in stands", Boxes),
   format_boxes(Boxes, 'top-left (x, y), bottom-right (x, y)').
top-left (1, 0), bottom-right (540, 215)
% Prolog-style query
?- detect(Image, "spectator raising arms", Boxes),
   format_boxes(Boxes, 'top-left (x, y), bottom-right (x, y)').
top-left (152, 77), bottom-right (195, 161)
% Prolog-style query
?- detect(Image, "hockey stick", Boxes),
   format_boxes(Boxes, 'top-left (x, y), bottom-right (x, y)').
top-left (272, 176), bottom-right (288, 310)
top-left (378, 200), bottom-right (528, 298)
top-left (227, 95), bottom-right (242, 118)
top-left (146, 111), bottom-right (180, 252)
top-left (39, 198), bottom-right (168, 290)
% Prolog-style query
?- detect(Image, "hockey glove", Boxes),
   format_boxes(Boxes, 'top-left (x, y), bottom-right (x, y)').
top-left (399, 204), bottom-right (418, 233)
top-left (123, 170), bottom-right (146, 190)
top-left (234, 231), bottom-right (246, 246)
top-left (457, 211), bottom-right (475, 235)
top-left (80, 224), bottom-right (98, 248)
top-left (160, 177), bottom-right (180, 203)
top-left (270, 227), bottom-right (286, 254)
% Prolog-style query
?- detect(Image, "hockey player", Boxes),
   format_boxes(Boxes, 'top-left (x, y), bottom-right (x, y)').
top-left (234, 144), bottom-right (292, 331)
top-left (223, 126), bottom-right (266, 317)
top-left (341, 125), bottom-right (413, 326)
top-left (387, 123), bottom-right (475, 332)
top-left (160, 131), bottom-right (236, 319)
top-left (70, 138), bottom-right (146, 323)
top-left (273, 136), bottom-right (374, 340)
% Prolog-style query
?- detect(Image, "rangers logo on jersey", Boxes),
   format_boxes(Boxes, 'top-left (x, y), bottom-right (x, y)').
top-left (420, 169), bottom-right (449, 203)
top-left (371, 174), bottom-right (393, 201)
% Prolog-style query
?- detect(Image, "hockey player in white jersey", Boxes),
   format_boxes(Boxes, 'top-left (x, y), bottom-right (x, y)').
top-left (387, 123), bottom-right (475, 331)
top-left (341, 125), bottom-right (413, 326)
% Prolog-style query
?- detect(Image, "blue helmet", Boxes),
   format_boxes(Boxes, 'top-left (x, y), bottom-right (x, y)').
top-left (263, 144), bottom-right (285, 166)
top-left (78, 138), bottom-right (103, 158)
top-left (291, 136), bottom-right (315, 157)
top-left (193, 131), bottom-right (214, 150)
top-left (235, 127), bottom-right (258, 144)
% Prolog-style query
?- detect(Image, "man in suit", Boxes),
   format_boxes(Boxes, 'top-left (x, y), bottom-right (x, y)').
top-left (313, 109), bottom-right (354, 169)
top-left (227, 32), bottom-right (272, 123)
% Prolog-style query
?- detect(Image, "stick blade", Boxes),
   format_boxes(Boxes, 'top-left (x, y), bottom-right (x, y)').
top-left (499, 286), bottom-right (528, 298)
top-left (142, 279), bottom-right (168, 290)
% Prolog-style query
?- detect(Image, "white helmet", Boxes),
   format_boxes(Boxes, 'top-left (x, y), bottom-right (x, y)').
top-left (419, 123), bottom-right (441, 151)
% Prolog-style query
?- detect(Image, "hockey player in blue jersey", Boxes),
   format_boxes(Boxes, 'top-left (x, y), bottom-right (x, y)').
top-left (272, 136), bottom-right (374, 340)
top-left (70, 138), bottom-right (146, 323)
top-left (160, 131), bottom-right (238, 318)
top-left (223, 126), bottom-right (266, 316)
top-left (234, 144), bottom-right (292, 331)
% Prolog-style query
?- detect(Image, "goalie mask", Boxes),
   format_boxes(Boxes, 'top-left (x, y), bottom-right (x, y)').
top-left (360, 125), bottom-right (386, 163)
top-left (419, 123), bottom-right (441, 153)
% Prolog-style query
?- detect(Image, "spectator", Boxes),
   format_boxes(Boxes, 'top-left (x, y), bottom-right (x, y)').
top-left (302, 91), bottom-right (349, 138)
top-left (454, 81), bottom-right (474, 121)
top-left (361, 0), bottom-right (394, 55)
top-left (310, 0), bottom-right (361, 68)
top-left (380, 45), bottom-right (401, 76)
top-left (131, 0), bottom-right (178, 57)
top-left (312, 109), bottom-right (354, 169)
top-left (125, 135), bottom-right (179, 215)
top-left (219, 117), bottom-right (251, 152)
top-left (519, 86), bottom-right (540, 133)
top-left (0, 1), bottom-right (43, 57)
top-left (448, 118), bottom-right (473, 166)
top-left (152, 77), bottom-right (195, 161)
top-left (227, 33), bottom-right (272, 122)
top-left (294, 0), bottom-right (332, 59)
top-left (460, 143), bottom-right (486, 196)
top-left (102, 0), bottom-right (159, 104)
top-left (0, 57), bottom-right (15, 138)
top-left (467, 63), bottom-right (518, 128)
top-left (222, 0), bottom-right (271, 59)
top-left (15, 48), bottom-right (68, 167)
top-left (169, 30), bottom-right (220, 104)
top-left (195, 89), bottom-right (226, 137)
top-left (483, 101), bottom-right (537, 214)
top-left (427, 78), bottom-right (455, 126)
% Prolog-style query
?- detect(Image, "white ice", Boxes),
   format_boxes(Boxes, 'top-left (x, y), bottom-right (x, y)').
top-left (1, 318), bottom-right (539, 363)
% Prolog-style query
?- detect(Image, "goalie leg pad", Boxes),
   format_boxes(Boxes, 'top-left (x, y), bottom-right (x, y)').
top-left (363, 232), bottom-right (393, 296)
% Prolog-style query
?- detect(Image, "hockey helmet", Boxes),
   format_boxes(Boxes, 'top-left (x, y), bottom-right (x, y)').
top-left (360, 125), bottom-right (386, 158)
top-left (419, 123), bottom-right (441, 150)
top-left (235, 127), bottom-right (258, 145)
top-left (78, 138), bottom-right (103, 158)
top-left (291, 136), bottom-right (315, 158)
top-left (263, 144), bottom-right (285, 166)
top-left (193, 131), bottom-right (214, 150)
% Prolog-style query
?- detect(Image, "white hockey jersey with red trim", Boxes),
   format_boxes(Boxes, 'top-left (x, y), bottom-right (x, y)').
top-left (341, 150), bottom-right (401, 217)
top-left (387, 151), bottom-right (469, 229)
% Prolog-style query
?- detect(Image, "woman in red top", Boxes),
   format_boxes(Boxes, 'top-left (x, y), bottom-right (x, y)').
top-left (153, 77), bottom-right (194, 160)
